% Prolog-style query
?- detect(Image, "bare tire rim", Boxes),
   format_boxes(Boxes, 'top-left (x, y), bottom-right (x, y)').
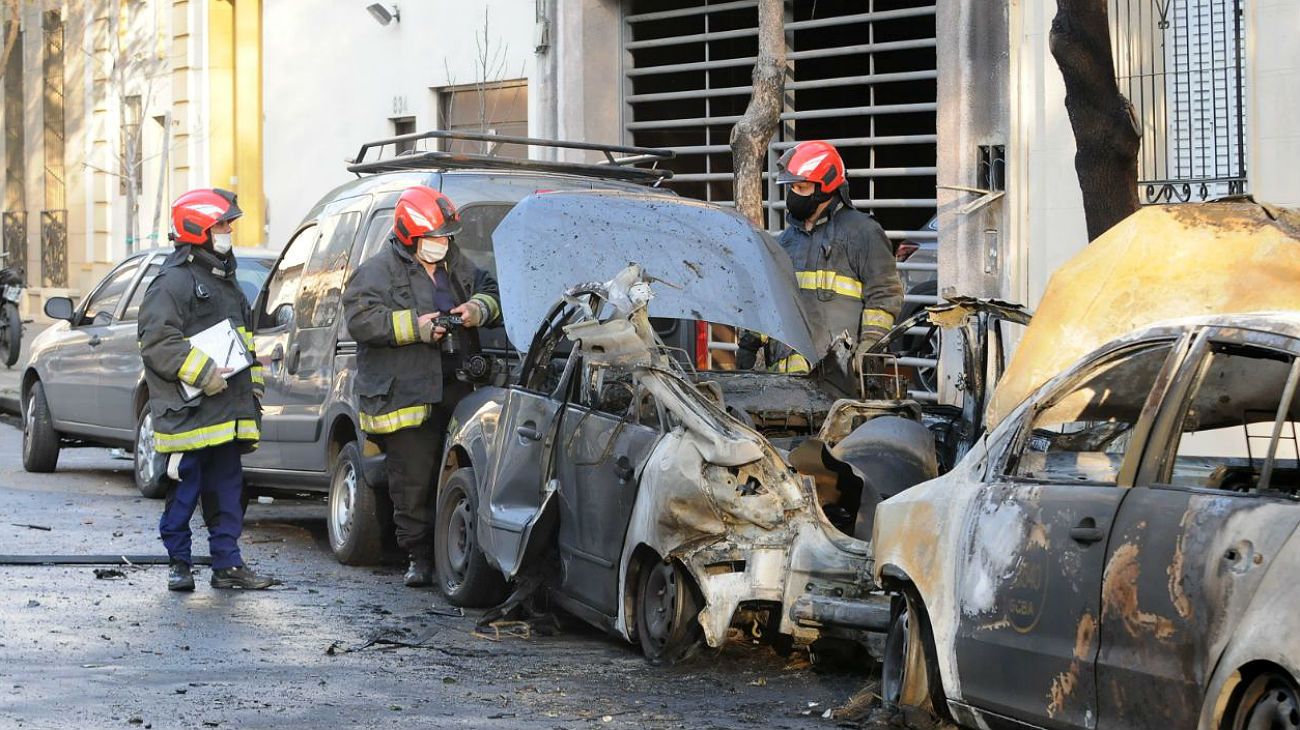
top-left (22, 393), bottom-right (35, 460)
top-left (642, 561), bottom-right (679, 652)
top-left (882, 606), bottom-right (912, 704)
top-left (1241, 676), bottom-right (1300, 730)
top-left (445, 490), bottom-right (472, 585)
top-left (135, 412), bottom-right (156, 487)
top-left (329, 459), bottom-right (356, 550)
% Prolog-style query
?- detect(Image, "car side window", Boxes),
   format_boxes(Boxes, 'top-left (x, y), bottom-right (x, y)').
top-left (1165, 343), bottom-right (1300, 494)
top-left (120, 261), bottom-right (163, 322)
top-left (359, 209), bottom-right (395, 262)
top-left (1009, 343), bottom-right (1174, 486)
top-left (80, 260), bottom-right (142, 326)
top-left (295, 210), bottom-right (362, 329)
top-left (453, 203), bottom-right (512, 278)
top-left (261, 224), bottom-right (319, 328)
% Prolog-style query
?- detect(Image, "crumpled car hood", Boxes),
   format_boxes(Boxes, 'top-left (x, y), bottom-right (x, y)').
top-left (989, 201), bottom-right (1300, 429)
top-left (492, 190), bottom-right (829, 362)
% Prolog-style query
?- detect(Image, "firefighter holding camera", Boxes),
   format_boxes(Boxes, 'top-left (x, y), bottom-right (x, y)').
top-left (342, 185), bottom-right (501, 587)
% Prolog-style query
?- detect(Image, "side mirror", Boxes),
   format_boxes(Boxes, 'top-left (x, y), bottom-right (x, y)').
top-left (274, 304), bottom-right (295, 329)
top-left (44, 296), bottom-right (74, 322)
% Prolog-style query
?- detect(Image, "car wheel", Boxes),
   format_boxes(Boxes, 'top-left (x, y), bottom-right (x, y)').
top-left (327, 441), bottom-right (385, 566)
top-left (1229, 671), bottom-right (1300, 730)
top-left (134, 404), bottom-right (170, 498)
top-left (1, 303), bottom-right (20, 368)
top-left (882, 592), bottom-right (942, 713)
top-left (635, 555), bottom-right (704, 665)
top-left (435, 467), bottom-right (509, 607)
top-left (22, 381), bottom-right (59, 473)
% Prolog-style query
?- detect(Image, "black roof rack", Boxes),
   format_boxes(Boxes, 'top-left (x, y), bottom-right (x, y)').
top-left (347, 130), bottom-right (675, 184)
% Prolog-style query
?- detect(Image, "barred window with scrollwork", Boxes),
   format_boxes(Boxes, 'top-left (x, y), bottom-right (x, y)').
top-left (1112, 0), bottom-right (1247, 204)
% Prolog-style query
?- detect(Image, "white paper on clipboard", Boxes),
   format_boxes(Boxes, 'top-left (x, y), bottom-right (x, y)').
top-left (179, 319), bottom-right (254, 401)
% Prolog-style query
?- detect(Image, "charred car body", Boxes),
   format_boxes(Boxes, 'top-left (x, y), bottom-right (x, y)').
top-left (873, 203), bottom-right (1300, 730)
top-left (432, 190), bottom-right (1025, 661)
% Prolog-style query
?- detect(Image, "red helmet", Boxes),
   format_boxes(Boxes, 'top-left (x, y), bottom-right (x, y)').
top-left (393, 186), bottom-right (461, 246)
top-left (170, 188), bottom-right (242, 245)
top-left (776, 141), bottom-right (847, 193)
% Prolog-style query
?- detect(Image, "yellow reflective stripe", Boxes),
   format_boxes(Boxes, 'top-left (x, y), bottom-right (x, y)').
top-left (392, 309), bottom-right (418, 345)
top-left (178, 347), bottom-right (211, 386)
top-left (770, 353), bottom-right (811, 374)
top-left (359, 405), bottom-right (430, 435)
top-left (250, 366), bottom-right (265, 386)
top-left (155, 419), bottom-right (261, 453)
top-left (862, 308), bottom-right (895, 330)
top-left (795, 270), bottom-right (864, 299)
top-left (471, 293), bottom-right (500, 323)
top-left (235, 326), bottom-right (254, 349)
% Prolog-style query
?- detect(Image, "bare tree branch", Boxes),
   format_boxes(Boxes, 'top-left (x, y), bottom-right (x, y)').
top-left (0, 0), bottom-right (21, 80)
top-left (730, 0), bottom-right (785, 228)
top-left (1051, 0), bottom-right (1141, 240)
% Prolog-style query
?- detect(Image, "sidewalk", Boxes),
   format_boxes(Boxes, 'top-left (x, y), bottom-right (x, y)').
top-left (0, 321), bottom-right (49, 417)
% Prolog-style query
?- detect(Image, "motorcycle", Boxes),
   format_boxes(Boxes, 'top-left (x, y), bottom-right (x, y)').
top-left (0, 266), bottom-right (23, 368)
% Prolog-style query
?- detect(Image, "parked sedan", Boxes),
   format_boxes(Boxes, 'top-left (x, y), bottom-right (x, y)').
top-left (22, 248), bottom-right (275, 496)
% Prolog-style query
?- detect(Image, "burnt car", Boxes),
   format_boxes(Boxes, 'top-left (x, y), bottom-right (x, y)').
top-left (873, 202), bottom-right (1300, 730)
top-left (430, 190), bottom-right (1023, 662)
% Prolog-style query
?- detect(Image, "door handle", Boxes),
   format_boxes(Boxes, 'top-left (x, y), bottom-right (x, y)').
top-left (614, 455), bottom-right (635, 483)
top-left (1070, 517), bottom-right (1105, 545)
top-left (286, 344), bottom-right (301, 375)
top-left (88, 335), bottom-right (102, 347)
top-left (516, 424), bottom-right (542, 442)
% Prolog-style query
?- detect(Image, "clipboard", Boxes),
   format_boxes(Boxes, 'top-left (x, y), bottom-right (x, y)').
top-left (179, 319), bottom-right (254, 400)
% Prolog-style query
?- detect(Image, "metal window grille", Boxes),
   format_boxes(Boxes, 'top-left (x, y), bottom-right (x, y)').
top-left (1112, 0), bottom-right (1247, 204)
top-left (621, 0), bottom-right (938, 241)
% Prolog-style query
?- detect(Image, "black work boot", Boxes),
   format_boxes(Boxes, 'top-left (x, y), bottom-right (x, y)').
top-left (210, 565), bottom-right (277, 590)
top-left (168, 560), bottom-right (195, 592)
top-left (404, 557), bottom-right (434, 587)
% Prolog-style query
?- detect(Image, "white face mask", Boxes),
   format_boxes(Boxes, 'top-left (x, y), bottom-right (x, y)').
top-left (211, 232), bottom-right (233, 255)
top-left (416, 237), bottom-right (448, 264)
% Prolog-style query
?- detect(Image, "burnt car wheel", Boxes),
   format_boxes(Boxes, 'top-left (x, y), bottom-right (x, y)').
top-left (327, 441), bottom-right (385, 566)
top-left (1229, 672), bottom-right (1300, 730)
top-left (436, 468), bottom-right (509, 607)
top-left (882, 591), bottom-right (941, 713)
top-left (134, 404), bottom-right (170, 499)
top-left (22, 381), bottom-right (60, 473)
top-left (635, 556), bottom-right (704, 665)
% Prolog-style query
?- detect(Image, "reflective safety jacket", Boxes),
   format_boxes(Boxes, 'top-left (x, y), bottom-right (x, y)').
top-left (138, 246), bottom-right (264, 453)
top-left (771, 202), bottom-right (904, 373)
top-left (342, 237), bottom-right (501, 435)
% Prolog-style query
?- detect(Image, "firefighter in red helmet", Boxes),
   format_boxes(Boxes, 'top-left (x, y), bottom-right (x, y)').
top-left (342, 185), bottom-right (501, 587)
top-left (743, 141), bottom-right (903, 376)
top-left (139, 188), bottom-right (276, 591)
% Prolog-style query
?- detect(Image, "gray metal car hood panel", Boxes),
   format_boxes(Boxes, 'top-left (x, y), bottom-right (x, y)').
top-left (492, 190), bottom-right (828, 361)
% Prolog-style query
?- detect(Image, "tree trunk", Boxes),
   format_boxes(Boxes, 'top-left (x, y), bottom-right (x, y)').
top-left (730, 0), bottom-right (785, 228)
top-left (1050, 0), bottom-right (1141, 241)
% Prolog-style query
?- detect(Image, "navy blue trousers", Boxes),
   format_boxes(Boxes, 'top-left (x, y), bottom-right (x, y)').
top-left (160, 441), bottom-right (244, 569)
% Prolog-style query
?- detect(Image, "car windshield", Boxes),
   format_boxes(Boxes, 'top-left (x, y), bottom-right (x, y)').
top-left (236, 257), bottom-right (274, 305)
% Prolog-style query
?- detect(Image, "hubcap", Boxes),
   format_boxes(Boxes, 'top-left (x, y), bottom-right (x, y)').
top-left (23, 394), bottom-right (36, 459)
top-left (445, 492), bottom-right (472, 582)
top-left (135, 412), bottom-right (157, 487)
top-left (882, 607), bottom-right (912, 703)
top-left (643, 562), bottom-right (678, 647)
top-left (329, 461), bottom-right (356, 548)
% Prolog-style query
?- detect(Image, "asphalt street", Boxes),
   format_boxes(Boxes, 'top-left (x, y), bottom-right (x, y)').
top-left (0, 415), bottom-right (892, 730)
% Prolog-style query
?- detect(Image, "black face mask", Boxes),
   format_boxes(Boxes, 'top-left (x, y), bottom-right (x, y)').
top-left (786, 188), bottom-right (831, 222)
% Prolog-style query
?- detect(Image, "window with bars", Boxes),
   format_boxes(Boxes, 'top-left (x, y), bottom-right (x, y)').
top-left (1112, 0), bottom-right (1247, 204)
top-left (622, 0), bottom-right (938, 243)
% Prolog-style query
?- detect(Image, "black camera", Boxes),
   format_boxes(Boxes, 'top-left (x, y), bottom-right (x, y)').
top-left (434, 314), bottom-right (464, 354)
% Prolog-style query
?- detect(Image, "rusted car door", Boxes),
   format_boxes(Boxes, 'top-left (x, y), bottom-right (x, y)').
top-left (553, 381), bottom-right (663, 615)
top-left (952, 339), bottom-right (1184, 729)
top-left (1096, 328), bottom-right (1300, 730)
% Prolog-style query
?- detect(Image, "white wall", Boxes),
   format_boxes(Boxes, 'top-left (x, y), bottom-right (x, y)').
top-left (262, 0), bottom-right (537, 250)
top-left (1247, 0), bottom-right (1300, 207)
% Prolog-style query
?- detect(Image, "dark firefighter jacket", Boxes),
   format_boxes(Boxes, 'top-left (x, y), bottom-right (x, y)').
top-left (770, 201), bottom-right (904, 373)
top-left (138, 245), bottom-right (265, 453)
top-left (342, 237), bottom-right (501, 435)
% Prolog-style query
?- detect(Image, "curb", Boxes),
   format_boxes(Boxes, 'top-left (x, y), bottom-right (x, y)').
top-left (0, 388), bottom-right (19, 417)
